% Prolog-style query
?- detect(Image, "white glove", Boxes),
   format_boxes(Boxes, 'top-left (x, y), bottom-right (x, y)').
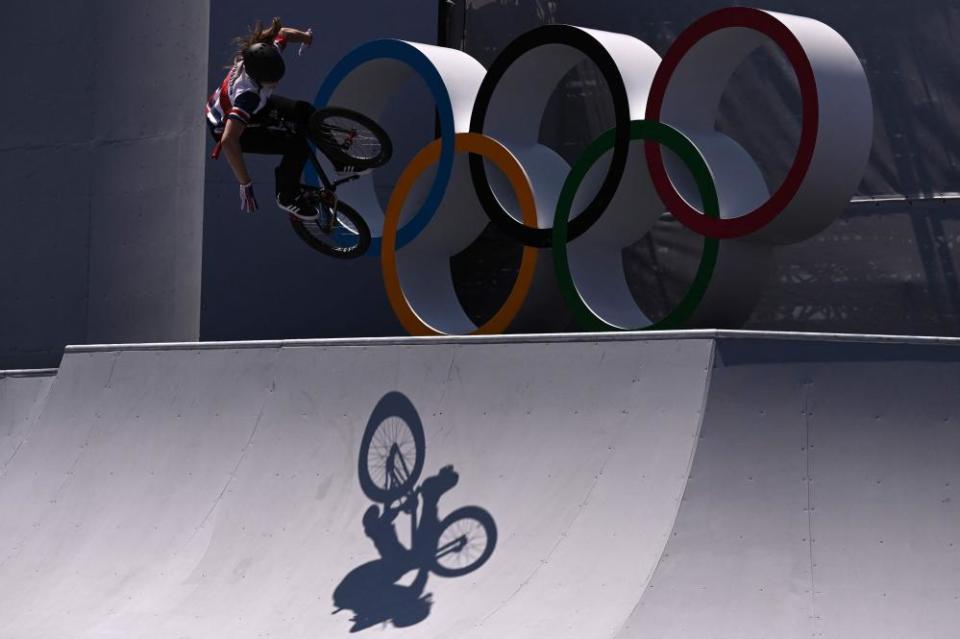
top-left (239, 182), bottom-right (258, 213)
top-left (299, 28), bottom-right (313, 57)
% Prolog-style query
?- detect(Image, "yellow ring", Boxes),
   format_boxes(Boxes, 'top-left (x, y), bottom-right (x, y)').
top-left (381, 133), bottom-right (538, 336)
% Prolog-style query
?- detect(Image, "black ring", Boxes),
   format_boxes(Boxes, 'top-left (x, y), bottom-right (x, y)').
top-left (469, 25), bottom-right (632, 248)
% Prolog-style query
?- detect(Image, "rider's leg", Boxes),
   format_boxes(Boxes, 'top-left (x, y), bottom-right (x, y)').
top-left (245, 98), bottom-right (314, 187)
top-left (408, 567), bottom-right (430, 596)
top-left (234, 126), bottom-right (293, 194)
top-left (262, 95), bottom-right (316, 133)
top-left (259, 96), bottom-right (316, 202)
top-left (234, 126), bottom-right (315, 219)
top-left (274, 139), bottom-right (309, 201)
top-left (413, 468), bottom-right (458, 552)
top-left (412, 496), bottom-right (440, 556)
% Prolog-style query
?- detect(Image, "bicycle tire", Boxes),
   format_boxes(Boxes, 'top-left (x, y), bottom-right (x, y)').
top-left (308, 107), bottom-right (393, 169)
top-left (357, 392), bottom-right (426, 503)
top-left (430, 506), bottom-right (498, 577)
top-left (290, 198), bottom-right (371, 259)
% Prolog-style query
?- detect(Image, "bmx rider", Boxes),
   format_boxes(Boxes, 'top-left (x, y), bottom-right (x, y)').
top-left (205, 17), bottom-right (319, 220)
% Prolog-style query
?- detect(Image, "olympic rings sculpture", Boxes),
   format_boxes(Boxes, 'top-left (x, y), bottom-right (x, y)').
top-left (312, 7), bottom-right (873, 336)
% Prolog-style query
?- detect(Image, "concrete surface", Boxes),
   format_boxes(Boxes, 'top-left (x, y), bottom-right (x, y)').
top-left (1, 369), bottom-right (57, 476)
top-left (0, 331), bottom-right (957, 637)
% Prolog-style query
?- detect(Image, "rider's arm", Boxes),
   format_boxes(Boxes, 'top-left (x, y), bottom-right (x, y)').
top-left (220, 91), bottom-right (260, 185)
top-left (220, 119), bottom-right (252, 185)
top-left (280, 27), bottom-right (313, 46)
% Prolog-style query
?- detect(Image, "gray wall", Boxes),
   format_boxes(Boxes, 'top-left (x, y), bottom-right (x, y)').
top-left (201, 2), bottom-right (438, 342)
top-left (7, 1), bottom-right (952, 360)
top-left (1, 1), bottom-right (209, 368)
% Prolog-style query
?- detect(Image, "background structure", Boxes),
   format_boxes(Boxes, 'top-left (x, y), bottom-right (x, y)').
top-left (202, 0), bottom-right (960, 340)
top-left (4, 1), bottom-right (960, 369)
top-left (200, 1), bottom-right (439, 342)
top-left (1, 1), bottom-right (210, 368)
top-left (451, 0), bottom-right (960, 335)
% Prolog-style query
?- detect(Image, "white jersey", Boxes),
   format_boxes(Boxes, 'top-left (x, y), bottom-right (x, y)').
top-left (205, 33), bottom-right (288, 131)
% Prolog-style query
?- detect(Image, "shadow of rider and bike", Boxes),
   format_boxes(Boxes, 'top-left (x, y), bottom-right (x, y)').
top-left (332, 392), bottom-right (497, 632)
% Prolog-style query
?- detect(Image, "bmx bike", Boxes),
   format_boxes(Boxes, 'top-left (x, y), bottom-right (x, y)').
top-left (286, 106), bottom-right (392, 259)
top-left (358, 392), bottom-right (497, 577)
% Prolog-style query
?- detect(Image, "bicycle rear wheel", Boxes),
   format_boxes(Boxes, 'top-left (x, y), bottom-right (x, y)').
top-left (308, 107), bottom-right (392, 169)
top-left (430, 506), bottom-right (497, 577)
top-left (290, 198), bottom-right (371, 259)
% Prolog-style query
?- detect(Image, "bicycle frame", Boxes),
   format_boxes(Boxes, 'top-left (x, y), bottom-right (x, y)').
top-left (306, 147), bottom-right (363, 193)
top-left (277, 117), bottom-right (365, 193)
top-left (306, 141), bottom-right (368, 233)
top-left (400, 491), bottom-right (467, 563)
top-left (275, 117), bottom-right (366, 226)
top-left (386, 448), bottom-right (468, 562)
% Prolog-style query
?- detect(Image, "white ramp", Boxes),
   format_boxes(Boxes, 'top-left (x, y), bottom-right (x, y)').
top-left (3, 333), bottom-right (959, 638)
top-left (1, 369), bottom-right (56, 475)
top-left (618, 334), bottom-right (960, 639)
top-left (0, 335), bottom-right (713, 638)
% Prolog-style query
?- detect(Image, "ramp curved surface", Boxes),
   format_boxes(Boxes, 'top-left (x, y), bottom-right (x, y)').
top-left (0, 336), bottom-right (713, 638)
top-left (2, 333), bottom-right (958, 637)
top-left (1, 369), bottom-right (56, 476)
top-left (617, 336), bottom-right (960, 639)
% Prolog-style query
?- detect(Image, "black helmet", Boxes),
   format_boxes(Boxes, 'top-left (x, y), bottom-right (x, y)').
top-left (242, 42), bottom-right (285, 84)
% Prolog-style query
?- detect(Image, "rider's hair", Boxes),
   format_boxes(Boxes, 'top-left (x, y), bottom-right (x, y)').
top-left (229, 17), bottom-right (283, 66)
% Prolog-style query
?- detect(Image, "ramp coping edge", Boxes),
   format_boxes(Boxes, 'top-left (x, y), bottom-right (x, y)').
top-left (62, 330), bottom-right (960, 354)
top-left (0, 368), bottom-right (59, 378)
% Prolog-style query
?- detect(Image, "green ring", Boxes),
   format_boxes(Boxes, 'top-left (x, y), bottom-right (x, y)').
top-left (552, 120), bottom-right (721, 331)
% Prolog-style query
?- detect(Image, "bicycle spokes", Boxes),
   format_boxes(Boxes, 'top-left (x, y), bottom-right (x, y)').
top-left (319, 117), bottom-right (383, 161)
top-left (291, 196), bottom-right (369, 258)
top-left (366, 416), bottom-right (419, 493)
top-left (434, 518), bottom-right (488, 571)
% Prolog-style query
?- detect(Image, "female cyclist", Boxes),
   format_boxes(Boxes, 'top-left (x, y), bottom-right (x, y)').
top-left (205, 18), bottom-right (318, 220)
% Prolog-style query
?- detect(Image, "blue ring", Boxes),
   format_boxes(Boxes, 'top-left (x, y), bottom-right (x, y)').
top-left (309, 40), bottom-right (457, 255)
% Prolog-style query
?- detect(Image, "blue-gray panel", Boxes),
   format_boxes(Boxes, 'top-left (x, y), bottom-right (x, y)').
top-left (1, 0), bottom-right (209, 368)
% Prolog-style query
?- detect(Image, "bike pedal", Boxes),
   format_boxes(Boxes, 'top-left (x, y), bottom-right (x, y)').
top-left (336, 166), bottom-right (372, 177)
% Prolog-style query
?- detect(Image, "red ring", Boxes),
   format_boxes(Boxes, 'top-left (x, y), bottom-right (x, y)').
top-left (645, 7), bottom-right (820, 240)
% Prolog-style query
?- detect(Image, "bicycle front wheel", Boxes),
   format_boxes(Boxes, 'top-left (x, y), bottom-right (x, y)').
top-left (290, 198), bottom-right (371, 259)
top-left (357, 392), bottom-right (426, 503)
top-left (308, 107), bottom-right (392, 170)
